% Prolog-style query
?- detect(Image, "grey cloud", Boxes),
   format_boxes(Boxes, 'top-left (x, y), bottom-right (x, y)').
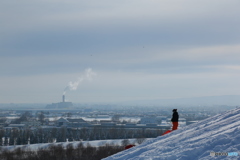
top-left (1, 0), bottom-right (240, 103)
top-left (1, 0), bottom-right (240, 50)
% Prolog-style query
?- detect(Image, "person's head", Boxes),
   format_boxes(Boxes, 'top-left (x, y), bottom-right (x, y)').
top-left (172, 109), bottom-right (177, 112)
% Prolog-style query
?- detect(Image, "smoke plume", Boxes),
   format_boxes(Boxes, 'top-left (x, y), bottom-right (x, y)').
top-left (63, 68), bottom-right (96, 95)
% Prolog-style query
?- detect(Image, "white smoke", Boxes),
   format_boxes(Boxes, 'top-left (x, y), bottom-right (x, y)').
top-left (63, 68), bottom-right (96, 95)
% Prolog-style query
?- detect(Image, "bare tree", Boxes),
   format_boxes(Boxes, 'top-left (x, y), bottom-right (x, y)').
top-left (121, 139), bottom-right (130, 146)
top-left (38, 111), bottom-right (45, 125)
top-left (136, 137), bottom-right (146, 144)
top-left (112, 115), bottom-right (121, 122)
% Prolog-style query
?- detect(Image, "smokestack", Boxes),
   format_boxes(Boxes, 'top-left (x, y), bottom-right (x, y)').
top-left (62, 95), bottom-right (65, 102)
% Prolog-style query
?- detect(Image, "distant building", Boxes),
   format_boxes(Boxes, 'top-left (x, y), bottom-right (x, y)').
top-left (56, 118), bottom-right (89, 127)
top-left (88, 115), bottom-right (110, 118)
top-left (67, 118), bottom-right (90, 127)
top-left (21, 120), bottom-right (41, 128)
top-left (99, 120), bottom-right (116, 126)
top-left (140, 117), bottom-right (157, 124)
top-left (56, 118), bottom-right (69, 127)
top-left (46, 95), bottom-right (73, 109)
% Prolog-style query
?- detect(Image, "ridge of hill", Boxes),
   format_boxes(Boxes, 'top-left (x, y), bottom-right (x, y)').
top-left (104, 108), bottom-right (240, 160)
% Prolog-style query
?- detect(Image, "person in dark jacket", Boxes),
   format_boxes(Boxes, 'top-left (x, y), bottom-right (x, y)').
top-left (171, 109), bottom-right (179, 130)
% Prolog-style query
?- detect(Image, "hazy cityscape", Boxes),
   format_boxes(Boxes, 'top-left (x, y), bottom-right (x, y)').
top-left (0, 94), bottom-right (238, 146)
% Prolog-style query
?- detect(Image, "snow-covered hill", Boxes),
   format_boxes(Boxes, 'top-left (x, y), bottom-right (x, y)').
top-left (104, 108), bottom-right (240, 160)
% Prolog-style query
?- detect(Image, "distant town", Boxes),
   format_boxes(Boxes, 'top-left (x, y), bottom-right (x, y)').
top-left (0, 98), bottom-right (237, 146)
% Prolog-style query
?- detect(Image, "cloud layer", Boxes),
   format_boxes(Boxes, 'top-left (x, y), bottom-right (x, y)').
top-left (0, 0), bottom-right (240, 103)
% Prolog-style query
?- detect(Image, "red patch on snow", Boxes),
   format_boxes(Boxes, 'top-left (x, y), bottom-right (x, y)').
top-left (162, 130), bottom-right (172, 135)
top-left (125, 145), bottom-right (135, 150)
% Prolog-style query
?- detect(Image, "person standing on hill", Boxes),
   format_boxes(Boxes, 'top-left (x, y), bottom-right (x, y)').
top-left (171, 109), bottom-right (179, 130)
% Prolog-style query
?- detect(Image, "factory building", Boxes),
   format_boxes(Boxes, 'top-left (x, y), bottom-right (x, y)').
top-left (46, 95), bottom-right (73, 109)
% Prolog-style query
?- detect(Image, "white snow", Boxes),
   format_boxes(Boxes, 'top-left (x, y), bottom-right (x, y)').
top-left (103, 108), bottom-right (240, 160)
top-left (1, 139), bottom-right (141, 152)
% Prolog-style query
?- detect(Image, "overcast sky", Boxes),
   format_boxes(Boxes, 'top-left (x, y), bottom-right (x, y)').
top-left (1, 0), bottom-right (240, 104)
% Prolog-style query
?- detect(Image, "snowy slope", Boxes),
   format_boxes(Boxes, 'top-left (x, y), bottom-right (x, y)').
top-left (104, 108), bottom-right (240, 160)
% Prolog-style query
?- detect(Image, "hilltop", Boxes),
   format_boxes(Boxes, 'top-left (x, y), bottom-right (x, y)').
top-left (104, 107), bottom-right (240, 160)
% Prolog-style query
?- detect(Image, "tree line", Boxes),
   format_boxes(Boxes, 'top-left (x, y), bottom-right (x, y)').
top-left (0, 126), bottom-right (164, 146)
top-left (0, 142), bottom-right (125, 160)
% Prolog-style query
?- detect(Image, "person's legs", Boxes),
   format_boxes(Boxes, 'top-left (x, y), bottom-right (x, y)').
top-left (172, 122), bottom-right (178, 130)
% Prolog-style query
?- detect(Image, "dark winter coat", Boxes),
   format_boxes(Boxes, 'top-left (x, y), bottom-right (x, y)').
top-left (171, 111), bottom-right (179, 122)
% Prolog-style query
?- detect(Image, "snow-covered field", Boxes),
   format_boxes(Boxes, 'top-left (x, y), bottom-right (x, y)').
top-left (0, 138), bottom-right (143, 152)
top-left (104, 108), bottom-right (240, 160)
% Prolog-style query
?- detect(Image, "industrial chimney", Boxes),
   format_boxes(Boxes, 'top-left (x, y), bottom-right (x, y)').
top-left (62, 95), bottom-right (65, 102)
